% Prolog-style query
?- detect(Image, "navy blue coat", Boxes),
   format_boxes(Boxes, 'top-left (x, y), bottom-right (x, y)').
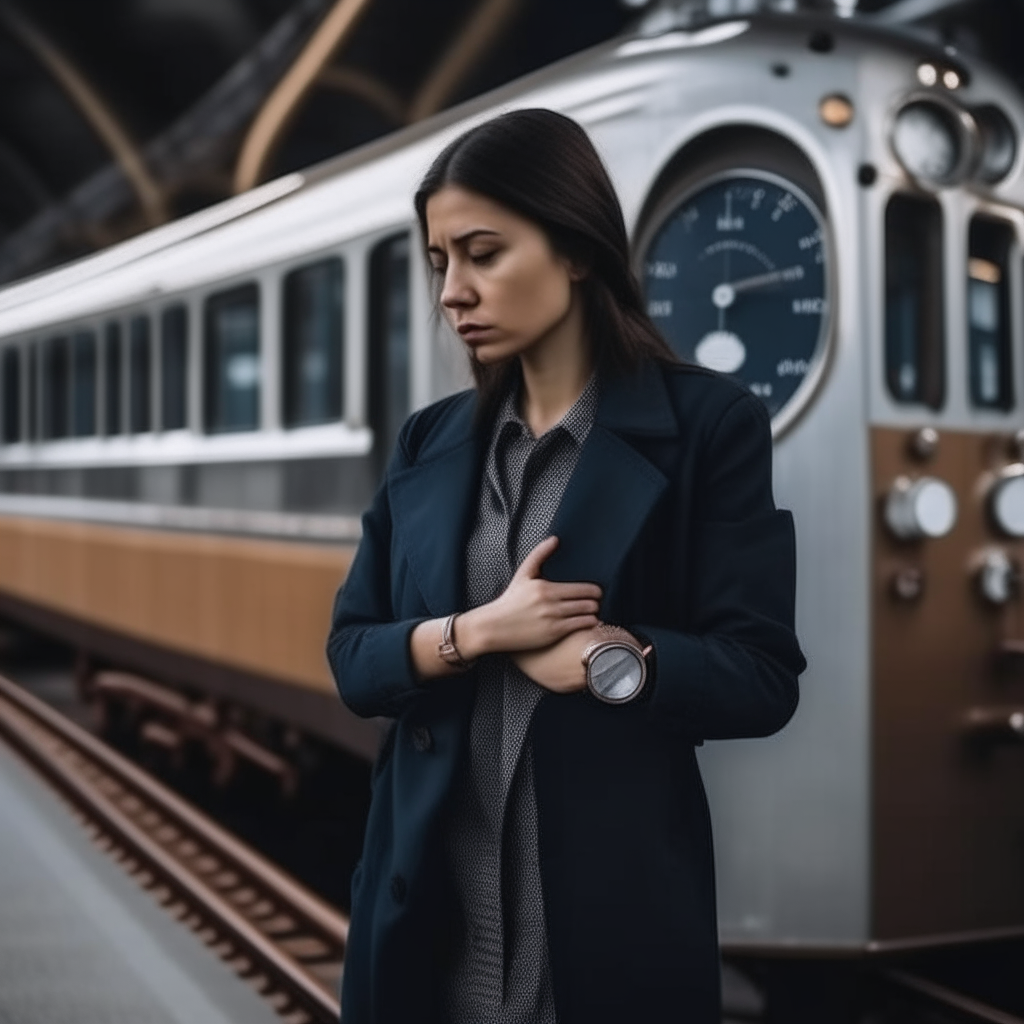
top-left (327, 359), bottom-right (805, 1023)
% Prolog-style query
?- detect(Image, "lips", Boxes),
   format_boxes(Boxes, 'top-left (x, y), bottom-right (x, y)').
top-left (457, 323), bottom-right (494, 342)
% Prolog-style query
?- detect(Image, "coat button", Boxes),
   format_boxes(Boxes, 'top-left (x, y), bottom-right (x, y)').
top-left (390, 873), bottom-right (407, 903)
top-left (411, 725), bottom-right (433, 753)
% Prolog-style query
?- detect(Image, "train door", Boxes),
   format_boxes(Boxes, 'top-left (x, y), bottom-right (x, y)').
top-left (368, 232), bottom-right (411, 477)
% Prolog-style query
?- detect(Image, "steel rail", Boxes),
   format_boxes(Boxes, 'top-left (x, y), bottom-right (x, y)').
top-left (0, 673), bottom-right (348, 1024)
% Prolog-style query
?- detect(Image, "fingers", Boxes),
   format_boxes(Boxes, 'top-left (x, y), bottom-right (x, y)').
top-left (551, 614), bottom-right (600, 638)
top-left (513, 535), bottom-right (559, 580)
top-left (556, 599), bottom-right (601, 617)
top-left (544, 581), bottom-right (602, 601)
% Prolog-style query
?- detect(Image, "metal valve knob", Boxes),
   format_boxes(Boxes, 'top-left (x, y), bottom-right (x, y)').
top-left (977, 549), bottom-right (1018, 605)
top-left (989, 465), bottom-right (1024, 537)
top-left (885, 476), bottom-right (958, 540)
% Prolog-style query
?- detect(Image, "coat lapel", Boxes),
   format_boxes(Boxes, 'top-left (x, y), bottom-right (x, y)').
top-left (388, 399), bottom-right (484, 618)
top-left (387, 361), bottom-right (679, 614)
top-left (543, 361), bottom-right (677, 591)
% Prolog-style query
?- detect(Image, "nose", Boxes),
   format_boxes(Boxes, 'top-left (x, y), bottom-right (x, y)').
top-left (440, 261), bottom-right (477, 311)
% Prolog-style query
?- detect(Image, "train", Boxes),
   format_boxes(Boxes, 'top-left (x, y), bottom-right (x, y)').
top-left (0, 0), bottom-right (1022, 956)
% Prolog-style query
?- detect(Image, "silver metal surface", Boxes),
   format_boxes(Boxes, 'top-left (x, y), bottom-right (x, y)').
top-left (0, 493), bottom-right (361, 542)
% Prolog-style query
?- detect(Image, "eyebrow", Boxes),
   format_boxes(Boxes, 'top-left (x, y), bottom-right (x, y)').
top-left (427, 228), bottom-right (502, 252)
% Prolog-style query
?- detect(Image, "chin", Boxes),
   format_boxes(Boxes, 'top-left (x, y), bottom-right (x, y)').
top-left (466, 339), bottom-right (527, 364)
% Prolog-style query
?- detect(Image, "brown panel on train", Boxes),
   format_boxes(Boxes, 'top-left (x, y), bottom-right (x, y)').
top-left (0, 516), bottom-right (353, 695)
top-left (872, 426), bottom-right (1024, 941)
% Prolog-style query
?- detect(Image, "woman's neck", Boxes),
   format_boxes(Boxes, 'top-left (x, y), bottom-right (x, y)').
top-left (517, 294), bottom-right (593, 437)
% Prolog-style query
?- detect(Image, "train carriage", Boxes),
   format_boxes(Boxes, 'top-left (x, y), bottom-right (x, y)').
top-left (0, 0), bottom-right (1022, 955)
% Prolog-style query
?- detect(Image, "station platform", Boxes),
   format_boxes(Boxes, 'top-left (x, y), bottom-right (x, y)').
top-left (0, 737), bottom-right (282, 1024)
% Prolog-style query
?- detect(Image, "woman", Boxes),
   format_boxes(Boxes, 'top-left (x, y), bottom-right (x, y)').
top-left (328, 108), bottom-right (805, 1024)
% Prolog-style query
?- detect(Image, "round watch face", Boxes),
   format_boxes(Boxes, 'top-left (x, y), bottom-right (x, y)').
top-left (590, 645), bottom-right (644, 703)
top-left (640, 170), bottom-right (832, 435)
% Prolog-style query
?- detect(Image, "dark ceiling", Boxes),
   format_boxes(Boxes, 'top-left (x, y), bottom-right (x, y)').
top-left (0, 0), bottom-right (1019, 284)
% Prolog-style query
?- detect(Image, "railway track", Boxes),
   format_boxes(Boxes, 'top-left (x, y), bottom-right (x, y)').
top-left (0, 672), bottom-right (347, 1024)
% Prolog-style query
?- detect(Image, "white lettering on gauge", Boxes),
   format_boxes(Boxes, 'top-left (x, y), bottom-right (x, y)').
top-left (750, 382), bottom-right (774, 397)
top-left (646, 261), bottom-right (678, 279)
top-left (798, 228), bottom-right (822, 250)
top-left (771, 192), bottom-right (798, 222)
top-left (792, 297), bottom-right (826, 315)
top-left (716, 193), bottom-right (745, 232)
top-left (648, 300), bottom-right (673, 317)
top-left (777, 358), bottom-right (810, 377)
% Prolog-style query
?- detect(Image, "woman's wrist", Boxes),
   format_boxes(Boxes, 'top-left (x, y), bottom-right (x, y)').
top-left (452, 605), bottom-right (493, 662)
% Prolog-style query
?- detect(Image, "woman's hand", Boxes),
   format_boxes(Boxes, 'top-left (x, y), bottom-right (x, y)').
top-left (408, 536), bottom-right (601, 680)
top-left (512, 623), bottom-right (641, 694)
top-left (456, 536), bottom-right (602, 660)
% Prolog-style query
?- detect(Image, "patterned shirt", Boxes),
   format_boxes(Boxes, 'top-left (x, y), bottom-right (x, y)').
top-left (445, 373), bottom-right (598, 1024)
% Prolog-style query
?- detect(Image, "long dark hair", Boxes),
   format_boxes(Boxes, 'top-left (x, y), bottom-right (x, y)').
top-left (414, 108), bottom-right (676, 423)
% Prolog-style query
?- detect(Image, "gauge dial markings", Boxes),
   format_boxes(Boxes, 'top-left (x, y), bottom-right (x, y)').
top-left (642, 172), bottom-right (830, 424)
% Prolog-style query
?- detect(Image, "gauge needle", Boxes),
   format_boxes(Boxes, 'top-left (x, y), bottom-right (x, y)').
top-left (712, 265), bottom-right (805, 309)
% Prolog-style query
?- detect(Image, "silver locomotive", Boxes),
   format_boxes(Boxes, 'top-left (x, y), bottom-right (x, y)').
top-left (0, 0), bottom-right (1021, 953)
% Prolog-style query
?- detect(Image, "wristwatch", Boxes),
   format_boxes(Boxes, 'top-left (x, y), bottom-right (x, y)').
top-left (581, 626), bottom-right (653, 704)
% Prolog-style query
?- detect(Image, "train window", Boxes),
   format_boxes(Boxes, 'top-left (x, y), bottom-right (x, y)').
top-left (967, 217), bottom-right (1014, 410)
top-left (129, 315), bottom-right (151, 433)
top-left (161, 304), bottom-right (188, 430)
top-left (104, 322), bottom-right (122, 435)
top-left (204, 283), bottom-right (260, 433)
top-left (884, 194), bottom-right (945, 409)
top-left (2, 347), bottom-right (20, 443)
top-left (369, 234), bottom-right (410, 469)
top-left (41, 335), bottom-right (70, 439)
top-left (282, 257), bottom-right (344, 428)
top-left (72, 329), bottom-right (97, 437)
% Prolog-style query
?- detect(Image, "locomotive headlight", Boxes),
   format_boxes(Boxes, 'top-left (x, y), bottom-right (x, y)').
top-left (885, 476), bottom-right (958, 540)
top-left (989, 466), bottom-right (1024, 537)
top-left (892, 99), bottom-right (973, 186)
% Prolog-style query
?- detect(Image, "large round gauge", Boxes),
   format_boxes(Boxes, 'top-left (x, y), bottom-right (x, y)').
top-left (641, 171), bottom-right (831, 430)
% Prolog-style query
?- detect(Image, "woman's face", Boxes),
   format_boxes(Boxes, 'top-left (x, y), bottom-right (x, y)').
top-left (425, 185), bottom-right (582, 364)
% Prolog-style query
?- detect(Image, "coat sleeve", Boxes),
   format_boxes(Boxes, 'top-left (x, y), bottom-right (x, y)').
top-left (326, 422), bottom-right (431, 720)
top-left (632, 391), bottom-right (806, 740)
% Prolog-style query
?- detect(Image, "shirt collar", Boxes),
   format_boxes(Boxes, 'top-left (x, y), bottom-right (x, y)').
top-left (495, 372), bottom-right (598, 446)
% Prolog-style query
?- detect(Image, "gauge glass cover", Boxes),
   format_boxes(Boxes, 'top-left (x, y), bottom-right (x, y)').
top-left (642, 171), bottom-right (830, 426)
top-left (892, 101), bottom-right (961, 182)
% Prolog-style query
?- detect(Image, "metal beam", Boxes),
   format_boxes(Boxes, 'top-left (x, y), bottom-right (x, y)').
top-left (0, 4), bottom-right (168, 227)
top-left (408, 0), bottom-right (522, 123)
top-left (317, 64), bottom-right (407, 125)
top-left (0, 0), bottom-right (333, 284)
top-left (233, 0), bottom-right (376, 194)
